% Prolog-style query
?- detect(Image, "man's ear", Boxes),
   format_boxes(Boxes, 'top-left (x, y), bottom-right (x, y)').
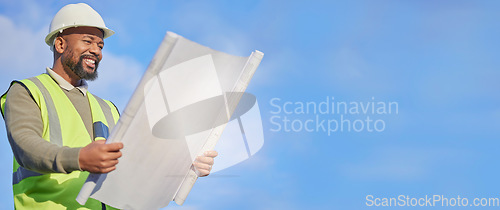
top-left (54, 36), bottom-right (66, 54)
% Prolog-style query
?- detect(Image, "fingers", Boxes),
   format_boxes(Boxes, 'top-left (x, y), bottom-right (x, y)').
top-left (79, 141), bottom-right (124, 174)
top-left (99, 159), bottom-right (119, 169)
top-left (92, 158), bottom-right (119, 173)
top-left (101, 166), bottom-right (117, 174)
top-left (204, 150), bottom-right (218, 158)
top-left (193, 161), bottom-right (211, 171)
top-left (196, 169), bottom-right (210, 177)
top-left (104, 142), bottom-right (124, 152)
top-left (104, 142), bottom-right (123, 160)
top-left (195, 156), bottom-right (214, 165)
top-left (193, 162), bottom-right (211, 177)
top-left (92, 165), bottom-right (117, 174)
top-left (92, 141), bottom-right (123, 161)
top-left (103, 150), bottom-right (122, 161)
top-left (193, 150), bottom-right (218, 177)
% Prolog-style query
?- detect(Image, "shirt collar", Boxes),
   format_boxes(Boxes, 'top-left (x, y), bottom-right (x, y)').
top-left (46, 67), bottom-right (88, 96)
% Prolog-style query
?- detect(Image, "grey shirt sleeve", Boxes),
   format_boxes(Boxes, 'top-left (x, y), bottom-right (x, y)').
top-left (4, 83), bottom-right (81, 174)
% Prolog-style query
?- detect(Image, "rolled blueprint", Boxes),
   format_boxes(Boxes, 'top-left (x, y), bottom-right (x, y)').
top-left (77, 31), bottom-right (263, 209)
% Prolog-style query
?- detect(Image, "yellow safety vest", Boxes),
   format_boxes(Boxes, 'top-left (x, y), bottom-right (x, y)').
top-left (1, 74), bottom-right (120, 209)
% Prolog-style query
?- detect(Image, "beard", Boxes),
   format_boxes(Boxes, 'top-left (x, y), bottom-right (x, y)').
top-left (62, 49), bottom-right (99, 81)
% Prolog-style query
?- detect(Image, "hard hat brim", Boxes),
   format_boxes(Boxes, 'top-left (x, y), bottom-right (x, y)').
top-left (45, 25), bottom-right (114, 46)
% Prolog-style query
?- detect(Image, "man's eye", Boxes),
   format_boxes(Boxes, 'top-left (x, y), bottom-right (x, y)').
top-left (84, 40), bottom-right (91, 44)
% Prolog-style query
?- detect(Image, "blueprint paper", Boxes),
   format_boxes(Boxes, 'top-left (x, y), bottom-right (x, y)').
top-left (76, 31), bottom-right (263, 209)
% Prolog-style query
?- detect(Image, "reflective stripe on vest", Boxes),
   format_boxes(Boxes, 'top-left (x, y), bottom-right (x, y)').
top-left (29, 77), bottom-right (63, 146)
top-left (1, 73), bottom-right (120, 209)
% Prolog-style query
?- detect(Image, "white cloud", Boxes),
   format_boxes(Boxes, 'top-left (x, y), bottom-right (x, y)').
top-left (0, 15), bottom-right (52, 82)
top-left (0, 0), bottom-right (52, 28)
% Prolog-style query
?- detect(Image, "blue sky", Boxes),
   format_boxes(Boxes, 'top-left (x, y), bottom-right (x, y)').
top-left (1, 0), bottom-right (500, 209)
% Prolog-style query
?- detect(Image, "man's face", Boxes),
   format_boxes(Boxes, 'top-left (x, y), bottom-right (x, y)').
top-left (58, 27), bottom-right (104, 81)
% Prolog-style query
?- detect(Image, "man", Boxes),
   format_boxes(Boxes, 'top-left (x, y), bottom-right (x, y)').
top-left (0, 3), bottom-right (217, 209)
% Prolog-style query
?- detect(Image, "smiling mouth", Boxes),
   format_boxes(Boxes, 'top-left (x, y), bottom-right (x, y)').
top-left (83, 57), bottom-right (97, 69)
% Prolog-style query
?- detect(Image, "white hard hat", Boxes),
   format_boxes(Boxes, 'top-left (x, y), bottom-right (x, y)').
top-left (45, 3), bottom-right (114, 46)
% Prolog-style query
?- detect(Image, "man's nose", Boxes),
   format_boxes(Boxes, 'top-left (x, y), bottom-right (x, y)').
top-left (89, 43), bottom-right (102, 57)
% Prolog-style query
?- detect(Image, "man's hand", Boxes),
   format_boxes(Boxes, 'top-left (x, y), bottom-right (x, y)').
top-left (79, 140), bottom-right (123, 173)
top-left (193, 150), bottom-right (218, 177)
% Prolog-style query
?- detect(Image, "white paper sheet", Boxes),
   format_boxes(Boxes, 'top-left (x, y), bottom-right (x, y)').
top-left (76, 31), bottom-right (263, 209)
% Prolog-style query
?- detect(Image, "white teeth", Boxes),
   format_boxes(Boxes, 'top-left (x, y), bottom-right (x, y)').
top-left (85, 59), bottom-right (95, 64)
